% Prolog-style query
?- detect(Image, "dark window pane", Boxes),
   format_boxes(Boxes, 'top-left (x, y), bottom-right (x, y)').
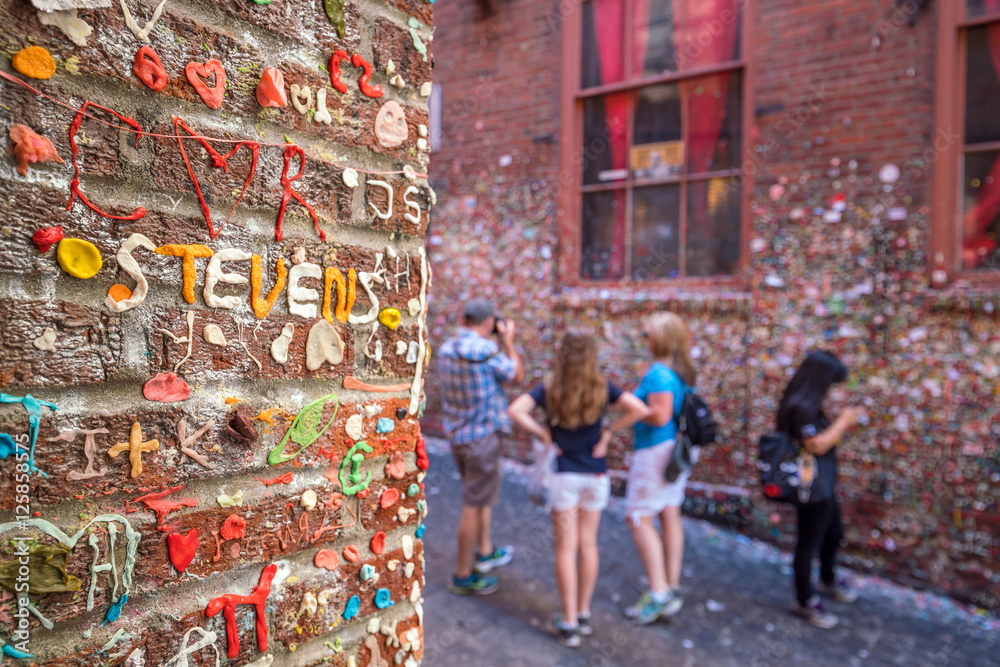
top-left (633, 84), bottom-right (683, 179)
top-left (966, 1), bottom-right (1000, 19)
top-left (686, 177), bottom-right (741, 276)
top-left (965, 25), bottom-right (1000, 145)
top-left (581, 0), bottom-right (624, 89)
top-left (632, 185), bottom-right (680, 279)
top-left (675, 0), bottom-right (742, 70)
top-left (583, 94), bottom-right (630, 185)
top-left (633, 0), bottom-right (677, 77)
top-left (582, 190), bottom-right (627, 280)
top-left (686, 71), bottom-right (742, 174)
top-left (962, 151), bottom-right (1000, 271)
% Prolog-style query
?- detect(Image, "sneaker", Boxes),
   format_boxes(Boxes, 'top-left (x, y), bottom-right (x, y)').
top-left (628, 591), bottom-right (672, 625)
top-left (792, 596), bottom-right (839, 629)
top-left (577, 612), bottom-right (593, 636)
top-left (625, 590), bottom-right (682, 621)
top-left (546, 613), bottom-right (581, 648)
top-left (815, 579), bottom-right (859, 603)
top-left (624, 590), bottom-right (653, 619)
top-left (663, 590), bottom-right (684, 617)
top-left (474, 545), bottom-right (514, 574)
top-left (448, 572), bottom-right (500, 596)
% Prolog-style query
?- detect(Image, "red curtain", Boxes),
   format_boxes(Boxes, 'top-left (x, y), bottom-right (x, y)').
top-left (679, 0), bottom-right (740, 224)
top-left (594, 0), bottom-right (628, 278)
top-left (963, 0), bottom-right (1000, 268)
top-left (590, 0), bottom-right (739, 277)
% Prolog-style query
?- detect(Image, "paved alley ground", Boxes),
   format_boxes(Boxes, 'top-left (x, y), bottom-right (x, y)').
top-left (418, 441), bottom-right (999, 666)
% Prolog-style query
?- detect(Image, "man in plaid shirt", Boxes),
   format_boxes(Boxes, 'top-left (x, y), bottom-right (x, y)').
top-left (438, 298), bottom-right (523, 595)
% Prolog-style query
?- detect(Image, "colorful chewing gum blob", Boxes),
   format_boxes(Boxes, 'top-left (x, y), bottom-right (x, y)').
top-left (343, 594), bottom-right (360, 620)
top-left (56, 238), bottom-right (102, 279)
top-left (374, 588), bottom-right (394, 609)
top-left (9, 125), bottom-right (63, 176)
top-left (185, 59), bottom-right (226, 109)
top-left (256, 67), bottom-right (287, 107)
top-left (378, 307), bottom-right (401, 330)
top-left (12, 45), bottom-right (56, 79)
top-left (132, 46), bottom-right (167, 92)
top-left (314, 549), bottom-right (338, 570)
top-left (370, 531), bottom-right (386, 555)
top-left (219, 514), bottom-right (247, 540)
top-left (167, 528), bottom-right (199, 572)
top-left (31, 225), bottom-right (64, 253)
top-left (379, 487), bottom-right (400, 509)
top-left (415, 436), bottom-right (429, 471)
top-left (142, 372), bottom-right (191, 402)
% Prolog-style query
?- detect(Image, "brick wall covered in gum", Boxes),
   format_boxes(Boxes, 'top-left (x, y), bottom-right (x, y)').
top-left (0, 0), bottom-right (432, 664)
top-left (427, 0), bottom-right (1000, 606)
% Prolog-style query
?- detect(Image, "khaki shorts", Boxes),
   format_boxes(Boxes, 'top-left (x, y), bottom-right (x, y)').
top-left (451, 432), bottom-right (503, 508)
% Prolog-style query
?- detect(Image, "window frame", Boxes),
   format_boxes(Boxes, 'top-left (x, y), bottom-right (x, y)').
top-left (932, 0), bottom-right (1000, 285)
top-left (557, 0), bottom-right (755, 288)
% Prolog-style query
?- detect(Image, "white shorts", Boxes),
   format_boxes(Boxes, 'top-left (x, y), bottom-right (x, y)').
top-left (625, 440), bottom-right (693, 522)
top-left (550, 472), bottom-right (611, 513)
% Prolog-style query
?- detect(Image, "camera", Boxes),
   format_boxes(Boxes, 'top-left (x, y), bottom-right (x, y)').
top-left (492, 317), bottom-right (505, 335)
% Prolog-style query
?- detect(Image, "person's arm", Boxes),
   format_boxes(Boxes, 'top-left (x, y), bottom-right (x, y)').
top-left (801, 407), bottom-right (862, 456)
top-left (496, 319), bottom-right (524, 384)
top-left (640, 391), bottom-right (675, 427)
top-left (507, 393), bottom-right (552, 446)
top-left (593, 392), bottom-right (650, 458)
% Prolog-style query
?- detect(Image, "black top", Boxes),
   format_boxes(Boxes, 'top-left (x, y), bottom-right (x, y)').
top-left (529, 382), bottom-right (624, 474)
top-left (787, 408), bottom-right (837, 493)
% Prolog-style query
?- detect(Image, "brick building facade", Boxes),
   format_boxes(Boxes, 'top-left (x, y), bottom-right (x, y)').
top-left (0, 0), bottom-right (433, 664)
top-left (428, 0), bottom-right (1000, 606)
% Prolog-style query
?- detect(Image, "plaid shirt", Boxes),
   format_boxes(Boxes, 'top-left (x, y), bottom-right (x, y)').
top-left (437, 328), bottom-right (517, 444)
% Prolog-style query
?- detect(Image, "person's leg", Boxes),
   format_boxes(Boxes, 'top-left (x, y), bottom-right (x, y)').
top-left (793, 501), bottom-right (834, 605)
top-left (659, 504), bottom-right (684, 590)
top-left (455, 504), bottom-right (481, 579)
top-left (477, 505), bottom-right (493, 556)
top-left (552, 508), bottom-right (580, 626)
top-left (819, 499), bottom-right (843, 587)
top-left (577, 509), bottom-right (603, 617)
top-left (628, 515), bottom-right (668, 594)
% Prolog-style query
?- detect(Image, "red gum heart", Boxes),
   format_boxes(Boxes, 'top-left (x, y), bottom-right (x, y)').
top-left (133, 46), bottom-right (167, 92)
top-left (351, 54), bottom-right (383, 98)
top-left (167, 528), bottom-right (199, 572)
top-left (329, 50), bottom-right (349, 94)
top-left (256, 67), bottom-right (287, 108)
top-left (371, 531), bottom-right (386, 555)
top-left (343, 544), bottom-right (360, 562)
top-left (185, 59), bottom-right (226, 110)
top-left (173, 116), bottom-right (260, 240)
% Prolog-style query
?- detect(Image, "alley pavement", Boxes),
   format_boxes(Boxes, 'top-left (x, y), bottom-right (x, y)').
top-left (419, 441), bottom-right (999, 666)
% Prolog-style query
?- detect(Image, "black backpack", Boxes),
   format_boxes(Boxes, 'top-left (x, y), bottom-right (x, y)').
top-left (757, 431), bottom-right (832, 505)
top-left (757, 431), bottom-right (801, 503)
top-left (677, 390), bottom-right (718, 447)
top-left (664, 389), bottom-right (718, 483)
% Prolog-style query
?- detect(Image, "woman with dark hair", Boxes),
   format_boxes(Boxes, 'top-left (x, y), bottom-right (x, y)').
top-left (777, 350), bottom-right (862, 629)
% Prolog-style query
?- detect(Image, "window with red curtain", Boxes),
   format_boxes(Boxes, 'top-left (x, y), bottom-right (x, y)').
top-left (959, 0), bottom-right (1000, 272)
top-left (574, 0), bottom-right (745, 281)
